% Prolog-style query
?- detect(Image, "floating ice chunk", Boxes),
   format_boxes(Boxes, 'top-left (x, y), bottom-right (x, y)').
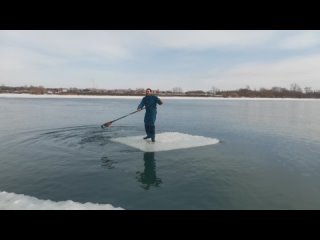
top-left (111, 132), bottom-right (219, 152)
top-left (0, 191), bottom-right (123, 210)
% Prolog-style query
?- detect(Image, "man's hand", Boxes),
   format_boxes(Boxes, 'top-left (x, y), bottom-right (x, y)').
top-left (137, 108), bottom-right (141, 111)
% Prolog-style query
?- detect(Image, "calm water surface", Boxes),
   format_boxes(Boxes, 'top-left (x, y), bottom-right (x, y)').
top-left (0, 96), bottom-right (320, 209)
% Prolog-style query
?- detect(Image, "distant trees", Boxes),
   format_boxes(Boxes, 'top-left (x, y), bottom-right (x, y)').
top-left (216, 83), bottom-right (320, 98)
top-left (304, 87), bottom-right (312, 93)
top-left (1, 83), bottom-right (320, 98)
top-left (210, 86), bottom-right (219, 96)
top-left (185, 90), bottom-right (206, 96)
top-left (290, 83), bottom-right (302, 92)
top-left (30, 86), bottom-right (45, 95)
top-left (172, 87), bottom-right (183, 94)
top-left (0, 85), bottom-right (46, 94)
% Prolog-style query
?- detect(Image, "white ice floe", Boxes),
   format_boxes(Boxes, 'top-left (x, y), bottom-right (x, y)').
top-left (0, 191), bottom-right (124, 210)
top-left (110, 132), bottom-right (219, 152)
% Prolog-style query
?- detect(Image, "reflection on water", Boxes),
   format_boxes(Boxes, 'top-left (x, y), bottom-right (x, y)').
top-left (136, 152), bottom-right (162, 190)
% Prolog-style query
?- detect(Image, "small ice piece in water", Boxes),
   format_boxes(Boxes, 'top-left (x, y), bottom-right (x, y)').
top-left (0, 191), bottom-right (123, 210)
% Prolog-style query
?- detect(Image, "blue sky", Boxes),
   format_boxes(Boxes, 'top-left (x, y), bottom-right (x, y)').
top-left (1, 30), bottom-right (320, 91)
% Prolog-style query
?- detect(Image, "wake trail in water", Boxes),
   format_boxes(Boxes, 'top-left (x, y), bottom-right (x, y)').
top-left (3, 125), bottom-right (143, 153)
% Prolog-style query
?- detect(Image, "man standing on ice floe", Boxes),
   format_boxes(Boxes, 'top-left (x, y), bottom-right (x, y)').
top-left (137, 88), bottom-right (163, 143)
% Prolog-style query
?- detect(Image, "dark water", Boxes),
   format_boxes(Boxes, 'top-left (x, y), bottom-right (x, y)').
top-left (1, 97), bottom-right (320, 209)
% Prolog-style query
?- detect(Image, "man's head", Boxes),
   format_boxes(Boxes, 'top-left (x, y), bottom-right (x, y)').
top-left (146, 88), bottom-right (152, 95)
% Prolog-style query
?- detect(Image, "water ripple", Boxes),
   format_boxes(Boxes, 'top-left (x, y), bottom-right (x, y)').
top-left (4, 125), bottom-right (143, 152)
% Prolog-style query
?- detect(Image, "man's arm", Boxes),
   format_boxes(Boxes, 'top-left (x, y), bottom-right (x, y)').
top-left (137, 97), bottom-right (145, 110)
top-left (157, 97), bottom-right (163, 105)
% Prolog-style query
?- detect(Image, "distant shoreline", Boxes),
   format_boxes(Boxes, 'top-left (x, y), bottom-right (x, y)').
top-left (1, 93), bottom-right (320, 101)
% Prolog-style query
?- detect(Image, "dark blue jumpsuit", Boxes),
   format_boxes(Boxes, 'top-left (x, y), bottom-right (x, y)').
top-left (137, 95), bottom-right (162, 141)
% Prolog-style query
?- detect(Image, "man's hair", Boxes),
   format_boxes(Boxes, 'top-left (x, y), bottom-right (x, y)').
top-left (146, 88), bottom-right (152, 91)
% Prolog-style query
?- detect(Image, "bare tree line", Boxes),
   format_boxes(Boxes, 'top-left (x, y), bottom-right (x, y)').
top-left (1, 83), bottom-right (320, 98)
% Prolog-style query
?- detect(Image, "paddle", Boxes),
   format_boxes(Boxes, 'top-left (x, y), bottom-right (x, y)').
top-left (101, 108), bottom-right (145, 128)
